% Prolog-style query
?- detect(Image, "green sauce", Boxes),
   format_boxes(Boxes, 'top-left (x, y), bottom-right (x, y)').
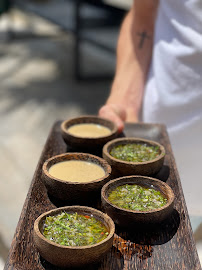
top-left (110, 143), bottom-right (160, 162)
top-left (43, 212), bottom-right (109, 246)
top-left (108, 184), bottom-right (167, 211)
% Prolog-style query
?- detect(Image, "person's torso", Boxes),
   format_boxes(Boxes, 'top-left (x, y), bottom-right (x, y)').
top-left (142, 0), bottom-right (202, 216)
top-left (143, 0), bottom-right (202, 129)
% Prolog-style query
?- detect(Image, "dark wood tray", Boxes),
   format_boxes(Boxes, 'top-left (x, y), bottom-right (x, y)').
top-left (4, 121), bottom-right (201, 270)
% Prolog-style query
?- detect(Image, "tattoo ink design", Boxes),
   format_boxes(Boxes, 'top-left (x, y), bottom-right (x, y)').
top-left (137, 31), bottom-right (151, 49)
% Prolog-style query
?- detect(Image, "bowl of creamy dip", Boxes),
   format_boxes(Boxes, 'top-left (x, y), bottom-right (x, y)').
top-left (61, 115), bottom-right (119, 149)
top-left (42, 152), bottom-right (112, 202)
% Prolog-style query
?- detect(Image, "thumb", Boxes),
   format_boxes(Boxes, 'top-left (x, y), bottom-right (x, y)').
top-left (99, 104), bottom-right (126, 133)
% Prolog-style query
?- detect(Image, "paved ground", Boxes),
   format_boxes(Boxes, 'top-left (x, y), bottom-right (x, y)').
top-left (0, 4), bottom-right (202, 269)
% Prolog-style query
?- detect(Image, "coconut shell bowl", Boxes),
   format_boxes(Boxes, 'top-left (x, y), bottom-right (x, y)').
top-left (61, 115), bottom-right (119, 150)
top-left (101, 175), bottom-right (174, 227)
top-left (102, 137), bottom-right (165, 176)
top-left (33, 206), bottom-right (115, 268)
top-left (42, 152), bottom-right (112, 202)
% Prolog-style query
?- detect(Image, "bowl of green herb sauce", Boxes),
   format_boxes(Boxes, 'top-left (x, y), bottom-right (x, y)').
top-left (101, 176), bottom-right (174, 226)
top-left (33, 206), bottom-right (115, 268)
top-left (103, 137), bottom-right (165, 176)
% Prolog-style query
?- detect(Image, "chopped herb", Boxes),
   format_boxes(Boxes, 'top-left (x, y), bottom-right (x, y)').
top-left (43, 212), bottom-right (109, 246)
top-left (108, 184), bottom-right (167, 211)
top-left (110, 143), bottom-right (160, 162)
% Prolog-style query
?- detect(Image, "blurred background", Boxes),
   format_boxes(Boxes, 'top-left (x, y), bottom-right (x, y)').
top-left (0, 0), bottom-right (201, 268)
top-left (0, 0), bottom-right (130, 267)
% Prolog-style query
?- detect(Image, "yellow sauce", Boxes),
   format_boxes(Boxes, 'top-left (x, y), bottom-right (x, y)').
top-left (49, 160), bottom-right (105, 182)
top-left (67, 123), bottom-right (111, 138)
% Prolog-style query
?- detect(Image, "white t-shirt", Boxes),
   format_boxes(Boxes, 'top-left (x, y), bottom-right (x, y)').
top-left (142, 0), bottom-right (202, 216)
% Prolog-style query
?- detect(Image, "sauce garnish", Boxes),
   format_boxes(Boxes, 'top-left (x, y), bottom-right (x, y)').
top-left (110, 143), bottom-right (160, 162)
top-left (43, 212), bottom-right (109, 246)
top-left (108, 184), bottom-right (167, 211)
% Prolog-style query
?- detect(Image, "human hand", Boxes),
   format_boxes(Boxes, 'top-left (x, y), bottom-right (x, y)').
top-left (98, 104), bottom-right (126, 133)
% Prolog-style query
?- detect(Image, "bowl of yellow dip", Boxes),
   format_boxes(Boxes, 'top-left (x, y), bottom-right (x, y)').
top-left (42, 152), bottom-right (112, 202)
top-left (61, 115), bottom-right (119, 149)
top-left (33, 206), bottom-right (115, 268)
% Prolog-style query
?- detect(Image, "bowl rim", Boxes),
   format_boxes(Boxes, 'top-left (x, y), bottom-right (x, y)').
top-left (101, 175), bottom-right (175, 214)
top-left (34, 205), bottom-right (115, 250)
top-left (43, 152), bottom-right (112, 185)
top-left (103, 137), bottom-right (165, 165)
top-left (61, 115), bottom-right (118, 139)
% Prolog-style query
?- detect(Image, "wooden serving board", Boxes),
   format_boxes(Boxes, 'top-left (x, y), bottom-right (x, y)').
top-left (4, 121), bottom-right (201, 270)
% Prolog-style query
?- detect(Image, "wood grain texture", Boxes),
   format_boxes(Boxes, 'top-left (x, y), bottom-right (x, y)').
top-left (4, 122), bottom-right (202, 270)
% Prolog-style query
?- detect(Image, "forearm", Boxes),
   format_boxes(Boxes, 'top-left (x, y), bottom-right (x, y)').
top-left (106, 2), bottom-right (158, 121)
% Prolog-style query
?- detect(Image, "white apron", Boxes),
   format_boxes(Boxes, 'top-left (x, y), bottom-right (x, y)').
top-left (142, 0), bottom-right (202, 217)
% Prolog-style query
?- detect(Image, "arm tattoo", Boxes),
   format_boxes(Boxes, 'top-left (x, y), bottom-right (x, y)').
top-left (137, 31), bottom-right (151, 49)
